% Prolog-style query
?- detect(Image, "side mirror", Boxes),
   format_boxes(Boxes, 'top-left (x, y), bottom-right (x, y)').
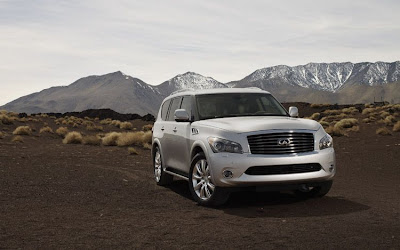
top-left (174, 109), bottom-right (190, 122)
top-left (289, 106), bottom-right (299, 118)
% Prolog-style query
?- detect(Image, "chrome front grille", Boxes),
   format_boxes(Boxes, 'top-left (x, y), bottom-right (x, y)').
top-left (247, 132), bottom-right (314, 155)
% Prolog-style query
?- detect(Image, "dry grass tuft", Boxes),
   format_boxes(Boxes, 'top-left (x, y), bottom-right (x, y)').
top-left (40, 126), bottom-right (54, 134)
top-left (56, 127), bottom-right (69, 137)
top-left (102, 132), bottom-right (122, 146)
top-left (362, 107), bottom-right (377, 116)
top-left (379, 111), bottom-right (390, 119)
top-left (82, 135), bottom-right (102, 146)
top-left (393, 121), bottom-right (400, 132)
top-left (319, 121), bottom-right (330, 128)
top-left (362, 116), bottom-right (377, 123)
top-left (342, 107), bottom-right (359, 114)
top-left (12, 135), bottom-right (24, 143)
top-left (383, 115), bottom-right (397, 125)
top-left (142, 124), bottom-right (153, 131)
top-left (142, 131), bottom-right (152, 144)
top-left (119, 121), bottom-right (133, 130)
top-left (111, 120), bottom-right (122, 128)
top-left (0, 131), bottom-right (5, 139)
top-left (310, 113), bottom-right (320, 121)
top-left (13, 126), bottom-right (32, 135)
top-left (86, 124), bottom-right (103, 131)
top-left (376, 127), bottom-right (392, 136)
top-left (63, 131), bottom-right (83, 144)
top-left (334, 118), bottom-right (358, 129)
top-left (0, 114), bottom-right (13, 125)
top-left (325, 125), bottom-right (346, 137)
top-left (322, 109), bottom-right (341, 116)
top-left (128, 147), bottom-right (139, 155)
top-left (143, 143), bottom-right (152, 150)
top-left (116, 132), bottom-right (144, 147)
top-left (100, 118), bottom-right (112, 125)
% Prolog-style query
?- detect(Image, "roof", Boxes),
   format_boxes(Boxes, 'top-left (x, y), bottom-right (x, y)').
top-left (166, 87), bottom-right (270, 100)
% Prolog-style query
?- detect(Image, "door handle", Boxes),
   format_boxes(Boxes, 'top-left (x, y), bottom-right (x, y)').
top-left (161, 126), bottom-right (165, 131)
top-left (173, 128), bottom-right (177, 133)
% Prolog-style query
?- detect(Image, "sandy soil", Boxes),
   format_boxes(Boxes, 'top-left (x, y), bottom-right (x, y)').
top-left (0, 112), bottom-right (399, 249)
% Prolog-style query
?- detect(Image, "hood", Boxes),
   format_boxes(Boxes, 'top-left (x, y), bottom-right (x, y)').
top-left (195, 116), bottom-right (321, 133)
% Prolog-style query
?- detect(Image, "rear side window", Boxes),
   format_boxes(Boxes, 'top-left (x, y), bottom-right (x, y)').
top-left (167, 97), bottom-right (182, 121)
top-left (161, 99), bottom-right (171, 121)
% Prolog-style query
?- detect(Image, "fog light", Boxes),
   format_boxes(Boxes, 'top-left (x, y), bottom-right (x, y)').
top-left (223, 170), bottom-right (233, 178)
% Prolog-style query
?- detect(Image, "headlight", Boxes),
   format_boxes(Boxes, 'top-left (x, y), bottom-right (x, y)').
top-left (319, 134), bottom-right (333, 150)
top-left (208, 137), bottom-right (243, 154)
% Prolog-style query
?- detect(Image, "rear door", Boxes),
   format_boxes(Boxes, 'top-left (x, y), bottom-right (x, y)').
top-left (162, 96), bottom-right (182, 170)
top-left (170, 95), bottom-right (193, 174)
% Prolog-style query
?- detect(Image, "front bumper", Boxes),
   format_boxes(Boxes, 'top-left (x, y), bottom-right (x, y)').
top-left (207, 148), bottom-right (335, 187)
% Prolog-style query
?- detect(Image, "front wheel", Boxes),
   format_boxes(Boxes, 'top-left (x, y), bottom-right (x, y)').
top-left (293, 180), bottom-right (333, 199)
top-left (188, 152), bottom-right (230, 206)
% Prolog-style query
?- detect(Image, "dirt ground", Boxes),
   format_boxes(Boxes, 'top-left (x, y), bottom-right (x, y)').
top-left (0, 112), bottom-right (399, 249)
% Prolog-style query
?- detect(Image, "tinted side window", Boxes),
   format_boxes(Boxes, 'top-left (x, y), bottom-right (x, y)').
top-left (180, 96), bottom-right (192, 117)
top-left (161, 99), bottom-right (171, 121)
top-left (167, 97), bottom-right (182, 121)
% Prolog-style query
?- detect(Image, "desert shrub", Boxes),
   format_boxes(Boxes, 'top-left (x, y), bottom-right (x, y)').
top-left (383, 115), bottom-right (397, 125)
top-left (86, 124), bottom-right (103, 131)
top-left (63, 131), bottom-right (83, 144)
top-left (84, 116), bottom-right (91, 120)
top-left (362, 116), bottom-right (377, 123)
top-left (72, 123), bottom-right (79, 128)
top-left (13, 126), bottom-right (32, 135)
top-left (319, 121), bottom-right (330, 128)
top-left (334, 118), bottom-right (358, 129)
top-left (17, 117), bottom-right (27, 123)
top-left (116, 132), bottom-right (144, 147)
top-left (83, 121), bottom-right (94, 127)
top-left (310, 113), bottom-right (320, 121)
top-left (40, 114), bottom-right (49, 118)
top-left (128, 147), bottom-right (138, 155)
top-left (142, 124), bottom-right (153, 131)
top-left (393, 104), bottom-right (400, 111)
top-left (342, 107), bottom-right (359, 114)
top-left (362, 107), bottom-right (376, 116)
top-left (0, 114), bottom-right (13, 125)
top-left (100, 118), bottom-right (112, 125)
top-left (0, 131), bottom-right (5, 139)
top-left (376, 127), bottom-right (392, 136)
top-left (322, 109), bottom-right (341, 116)
top-left (325, 125), bottom-right (346, 137)
top-left (82, 135), bottom-right (101, 146)
top-left (56, 127), bottom-right (69, 137)
top-left (12, 135), bottom-right (24, 143)
top-left (102, 132), bottom-right (122, 146)
top-left (393, 121), bottom-right (400, 132)
top-left (143, 143), bottom-right (152, 150)
top-left (142, 131), bottom-right (152, 144)
top-left (0, 110), bottom-right (7, 115)
top-left (310, 103), bottom-right (331, 108)
top-left (94, 117), bottom-right (99, 122)
top-left (379, 111), bottom-right (390, 119)
top-left (320, 113), bottom-right (348, 123)
top-left (364, 103), bottom-right (373, 108)
top-left (110, 120), bottom-right (122, 128)
top-left (120, 121), bottom-right (133, 130)
top-left (39, 126), bottom-right (54, 134)
top-left (49, 116), bottom-right (56, 119)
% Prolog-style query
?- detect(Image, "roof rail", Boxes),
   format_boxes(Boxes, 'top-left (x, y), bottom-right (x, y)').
top-left (246, 87), bottom-right (262, 91)
top-left (169, 88), bottom-right (195, 96)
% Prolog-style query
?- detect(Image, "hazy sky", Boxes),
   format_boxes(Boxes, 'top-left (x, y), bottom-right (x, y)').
top-left (1, 0), bottom-right (399, 105)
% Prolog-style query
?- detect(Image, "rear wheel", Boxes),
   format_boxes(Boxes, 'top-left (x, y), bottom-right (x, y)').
top-left (294, 180), bottom-right (333, 199)
top-left (188, 152), bottom-right (230, 206)
top-left (153, 146), bottom-right (173, 186)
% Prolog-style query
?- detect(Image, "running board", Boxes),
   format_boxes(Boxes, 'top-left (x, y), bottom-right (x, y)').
top-left (165, 167), bottom-right (189, 181)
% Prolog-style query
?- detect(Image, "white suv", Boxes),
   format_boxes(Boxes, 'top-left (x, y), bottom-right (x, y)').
top-left (152, 88), bottom-right (335, 206)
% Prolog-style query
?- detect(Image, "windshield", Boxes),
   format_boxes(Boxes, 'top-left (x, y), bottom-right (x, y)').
top-left (196, 93), bottom-right (288, 120)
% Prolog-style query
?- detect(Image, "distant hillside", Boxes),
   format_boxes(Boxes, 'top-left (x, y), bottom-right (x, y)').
top-left (1, 61), bottom-right (399, 115)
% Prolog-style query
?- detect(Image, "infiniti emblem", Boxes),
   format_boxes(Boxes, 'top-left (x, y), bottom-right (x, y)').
top-left (277, 138), bottom-right (291, 146)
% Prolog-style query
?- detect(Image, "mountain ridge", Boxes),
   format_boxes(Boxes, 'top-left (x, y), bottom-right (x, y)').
top-left (2, 61), bottom-right (399, 115)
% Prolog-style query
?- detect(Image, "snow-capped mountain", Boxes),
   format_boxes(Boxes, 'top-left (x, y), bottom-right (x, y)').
top-left (156, 72), bottom-right (227, 97)
top-left (232, 61), bottom-right (400, 92)
top-left (1, 61), bottom-right (399, 115)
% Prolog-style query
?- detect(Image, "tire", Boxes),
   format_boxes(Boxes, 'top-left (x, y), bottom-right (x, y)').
top-left (188, 152), bottom-right (230, 206)
top-left (153, 146), bottom-right (173, 186)
top-left (294, 180), bottom-right (333, 199)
